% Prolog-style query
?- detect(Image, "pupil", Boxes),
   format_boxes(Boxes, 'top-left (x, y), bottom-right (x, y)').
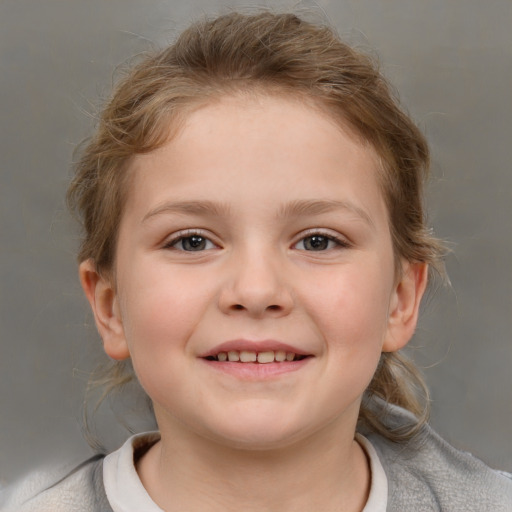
top-left (306, 236), bottom-right (328, 250)
top-left (184, 236), bottom-right (206, 251)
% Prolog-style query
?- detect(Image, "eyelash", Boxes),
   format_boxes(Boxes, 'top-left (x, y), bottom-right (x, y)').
top-left (163, 230), bottom-right (217, 251)
top-left (293, 230), bottom-right (351, 252)
top-left (163, 229), bottom-right (350, 252)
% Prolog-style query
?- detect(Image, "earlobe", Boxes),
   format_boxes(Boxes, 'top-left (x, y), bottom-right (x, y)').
top-left (79, 259), bottom-right (130, 360)
top-left (382, 262), bottom-right (428, 353)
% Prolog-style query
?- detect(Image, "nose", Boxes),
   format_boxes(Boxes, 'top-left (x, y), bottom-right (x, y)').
top-left (218, 249), bottom-right (294, 318)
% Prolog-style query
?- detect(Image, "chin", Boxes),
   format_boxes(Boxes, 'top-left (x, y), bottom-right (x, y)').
top-left (199, 411), bottom-right (312, 451)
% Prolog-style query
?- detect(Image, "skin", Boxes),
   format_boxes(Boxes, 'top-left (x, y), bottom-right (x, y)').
top-left (80, 94), bottom-right (427, 511)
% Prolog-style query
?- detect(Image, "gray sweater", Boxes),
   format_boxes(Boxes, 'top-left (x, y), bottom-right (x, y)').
top-left (2, 406), bottom-right (511, 511)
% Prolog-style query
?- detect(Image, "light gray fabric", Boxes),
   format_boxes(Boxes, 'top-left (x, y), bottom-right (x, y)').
top-left (2, 406), bottom-right (511, 511)
top-left (0, 455), bottom-right (111, 512)
top-left (364, 404), bottom-right (512, 511)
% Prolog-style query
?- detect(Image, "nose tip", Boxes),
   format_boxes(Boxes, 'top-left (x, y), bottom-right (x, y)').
top-left (218, 256), bottom-right (293, 318)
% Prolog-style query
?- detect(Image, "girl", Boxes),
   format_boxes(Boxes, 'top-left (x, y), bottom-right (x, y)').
top-left (3, 11), bottom-right (511, 512)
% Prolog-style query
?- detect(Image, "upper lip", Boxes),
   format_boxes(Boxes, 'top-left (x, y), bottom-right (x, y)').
top-left (199, 339), bottom-right (310, 358)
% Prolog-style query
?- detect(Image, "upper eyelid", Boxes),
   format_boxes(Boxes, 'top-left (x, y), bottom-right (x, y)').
top-left (162, 229), bottom-right (218, 247)
top-left (294, 228), bottom-right (351, 243)
top-left (290, 230), bottom-right (353, 254)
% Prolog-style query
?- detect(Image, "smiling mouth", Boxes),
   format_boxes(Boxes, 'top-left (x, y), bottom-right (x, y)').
top-left (204, 350), bottom-right (309, 364)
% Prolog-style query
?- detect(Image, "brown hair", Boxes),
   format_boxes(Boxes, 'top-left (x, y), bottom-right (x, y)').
top-left (68, 11), bottom-right (445, 443)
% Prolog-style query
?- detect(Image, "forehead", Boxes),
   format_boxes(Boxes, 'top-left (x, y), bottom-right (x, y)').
top-left (125, 94), bottom-right (386, 224)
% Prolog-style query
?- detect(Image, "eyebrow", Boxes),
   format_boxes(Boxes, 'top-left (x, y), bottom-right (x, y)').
top-left (142, 198), bottom-right (374, 228)
top-left (142, 200), bottom-right (232, 222)
top-left (278, 199), bottom-right (375, 228)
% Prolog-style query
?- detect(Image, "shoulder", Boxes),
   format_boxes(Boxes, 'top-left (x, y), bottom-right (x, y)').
top-left (365, 405), bottom-right (512, 512)
top-left (0, 455), bottom-right (112, 512)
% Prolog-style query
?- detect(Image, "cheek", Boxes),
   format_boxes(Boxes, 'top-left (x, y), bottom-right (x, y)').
top-left (117, 263), bottom-right (211, 367)
top-left (116, 286), bottom-right (200, 406)
top-left (302, 261), bottom-right (393, 354)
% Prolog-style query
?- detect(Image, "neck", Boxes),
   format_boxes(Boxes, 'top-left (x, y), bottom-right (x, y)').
top-left (137, 414), bottom-right (370, 512)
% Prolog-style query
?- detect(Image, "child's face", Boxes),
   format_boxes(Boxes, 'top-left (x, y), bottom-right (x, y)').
top-left (82, 95), bottom-right (425, 448)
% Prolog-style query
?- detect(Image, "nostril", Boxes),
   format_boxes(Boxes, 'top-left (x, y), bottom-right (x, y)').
top-left (230, 303), bottom-right (280, 312)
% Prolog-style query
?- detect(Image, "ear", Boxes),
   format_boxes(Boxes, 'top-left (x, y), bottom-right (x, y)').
top-left (79, 259), bottom-right (130, 360)
top-left (382, 261), bottom-right (428, 353)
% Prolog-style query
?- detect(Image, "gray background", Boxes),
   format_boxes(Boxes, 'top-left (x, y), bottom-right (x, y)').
top-left (1, 0), bottom-right (511, 485)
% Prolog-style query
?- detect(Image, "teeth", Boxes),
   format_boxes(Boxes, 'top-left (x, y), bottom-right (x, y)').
top-left (257, 351), bottom-right (275, 364)
top-left (210, 350), bottom-right (305, 363)
top-left (240, 350), bottom-right (257, 362)
top-left (275, 350), bottom-right (286, 362)
top-left (227, 350), bottom-right (240, 362)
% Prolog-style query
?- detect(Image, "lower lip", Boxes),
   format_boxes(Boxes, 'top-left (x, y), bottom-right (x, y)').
top-left (200, 358), bottom-right (312, 380)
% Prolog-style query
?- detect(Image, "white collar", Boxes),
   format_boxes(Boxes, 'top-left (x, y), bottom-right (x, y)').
top-left (103, 431), bottom-right (387, 512)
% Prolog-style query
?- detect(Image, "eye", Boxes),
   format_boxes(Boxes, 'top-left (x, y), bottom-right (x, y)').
top-left (166, 233), bottom-right (217, 251)
top-left (294, 233), bottom-right (349, 251)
